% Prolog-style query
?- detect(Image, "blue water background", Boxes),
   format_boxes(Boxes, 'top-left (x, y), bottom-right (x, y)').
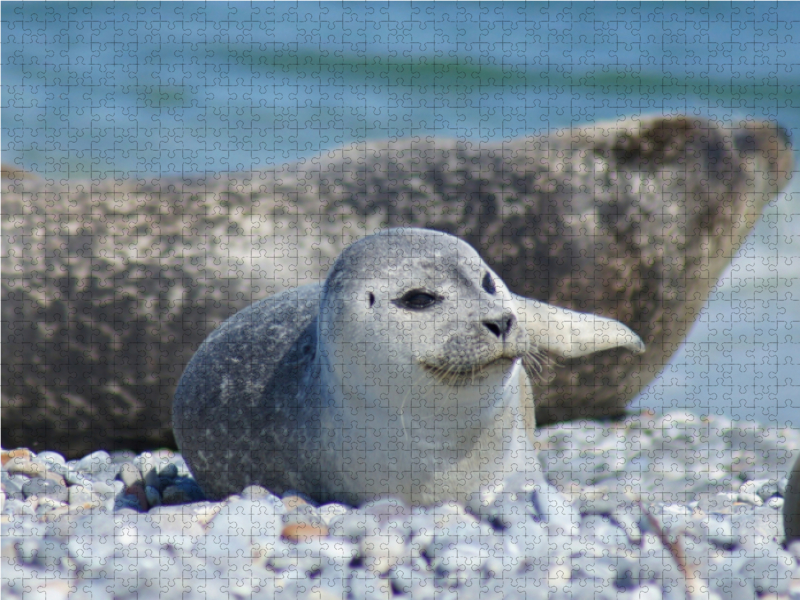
top-left (3, 2), bottom-right (800, 427)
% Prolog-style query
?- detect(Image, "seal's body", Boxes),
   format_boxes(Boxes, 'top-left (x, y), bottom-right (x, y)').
top-left (173, 229), bottom-right (644, 505)
top-left (3, 116), bottom-right (792, 457)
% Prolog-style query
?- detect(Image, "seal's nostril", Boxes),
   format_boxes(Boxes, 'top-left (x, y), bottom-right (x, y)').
top-left (483, 313), bottom-right (515, 339)
top-left (484, 322), bottom-right (502, 337)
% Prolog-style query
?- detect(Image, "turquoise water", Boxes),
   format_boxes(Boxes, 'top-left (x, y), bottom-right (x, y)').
top-left (4, 2), bottom-right (800, 176)
top-left (3, 2), bottom-right (800, 425)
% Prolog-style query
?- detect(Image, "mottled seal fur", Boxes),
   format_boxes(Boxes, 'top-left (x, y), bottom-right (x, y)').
top-left (2, 115), bottom-right (793, 457)
top-left (173, 228), bottom-right (644, 505)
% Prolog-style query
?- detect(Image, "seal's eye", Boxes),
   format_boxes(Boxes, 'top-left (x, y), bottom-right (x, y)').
top-left (395, 290), bottom-right (440, 310)
top-left (482, 272), bottom-right (496, 295)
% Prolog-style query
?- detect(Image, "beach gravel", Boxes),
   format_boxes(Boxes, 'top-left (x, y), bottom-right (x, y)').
top-left (3, 410), bottom-right (799, 599)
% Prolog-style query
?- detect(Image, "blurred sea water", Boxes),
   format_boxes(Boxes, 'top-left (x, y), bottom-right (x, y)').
top-left (3, 2), bottom-right (800, 426)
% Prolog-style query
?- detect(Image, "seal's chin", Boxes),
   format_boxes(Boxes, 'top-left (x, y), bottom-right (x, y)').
top-left (420, 356), bottom-right (518, 386)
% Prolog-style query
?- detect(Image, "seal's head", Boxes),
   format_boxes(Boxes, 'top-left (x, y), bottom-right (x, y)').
top-left (320, 227), bottom-right (527, 401)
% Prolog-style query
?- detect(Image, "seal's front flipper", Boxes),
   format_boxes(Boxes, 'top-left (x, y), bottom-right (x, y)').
top-left (512, 295), bottom-right (645, 359)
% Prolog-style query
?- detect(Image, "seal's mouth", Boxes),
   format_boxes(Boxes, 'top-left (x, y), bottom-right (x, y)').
top-left (420, 356), bottom-right (517, 385)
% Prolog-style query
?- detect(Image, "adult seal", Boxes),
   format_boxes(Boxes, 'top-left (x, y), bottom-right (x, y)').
top-left (4, 115), bottom-right (792, 457)
top-left (173, 228), bottom-right (644, 506)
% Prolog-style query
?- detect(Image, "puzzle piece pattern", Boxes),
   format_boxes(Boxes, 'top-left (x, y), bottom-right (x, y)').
top-left (3, 3), bottom-right (800, 599)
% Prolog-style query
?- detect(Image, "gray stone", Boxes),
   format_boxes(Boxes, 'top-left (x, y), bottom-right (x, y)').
top-left (161, 485), bottom-right (191, 506)
top-left (318, 503), bottom-right (350, 526)
top-left (696, 492), bottom-right (739, 514)
top-left (701, 513), bottom-right (738, 549)
top-left (741, 551), bottom-right (796, 595)
top-left (349, 568), bottom-right (392, 600)
top-left (580, 514), bottom-right (631, 548)
top-left (143, 468), bottom-right (161, 491)
top-left (35, 451), bottom-right (66, 466)
top-left (4, 458), bottom-right (66, 485)
top-left (329, 512), bottom-right (383, 543)
top-left (28, 459), bottom-right (70, 481)
top-left (749, 479), bottom-right (781, 501)
top-left (1, 474), bottom-right (24, 501)
top-left (282, 505), bottom-right (325, 529)
top-left (74, 451), bottom-right (111, 471)
top-left (71, 579), bottom-right (114, 600)
top-left (145, 505), bottom-right (206, 537)
top-left (612, 503), bottom-right (645, 545)
top-left (2, 498), bottom-right (36, 518)
top-left (144, 486), bottom-right (162, 508)
top-left (157, 478), bottom-right (204, 506)
top-left (63, 469), bottom-right (92, 487)
top-left (86, 479), bottom-right (122, 498)
top-left (5, 474), bottom-right (29, 488)
top-left (21, 478), bottom-right (68, 503)
top-left (158, 463), bottom-right (178, 480)
top-left (207, 496), bottom-right (283, 548)
top-left (3, 117), bottom-right (792, 456)
top-left (389, 557), bottom-right (436, 598)
top-left (114, 494), bottom-right (145, 512)
top-left (576, 486), bottom-right (622, 516)
top-left (360, 526), bottom-right (408, 575)
top-left (133, 451), bottom-right (177, 478)
top-left (117, 463), bottom-right (144, 488)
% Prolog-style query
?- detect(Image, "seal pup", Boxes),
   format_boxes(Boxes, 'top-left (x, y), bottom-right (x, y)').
top-left (173, 228), bottom-right (644, 506)
top-left (3, 115), bottom-right (792, 457)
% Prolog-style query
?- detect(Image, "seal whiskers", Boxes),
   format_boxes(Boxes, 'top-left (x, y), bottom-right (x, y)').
top-left (522, 347), bottom-right (551, 382)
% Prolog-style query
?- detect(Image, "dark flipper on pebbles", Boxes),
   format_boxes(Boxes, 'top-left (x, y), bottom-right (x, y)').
top-left (785, 453), bottom-right (800, 544)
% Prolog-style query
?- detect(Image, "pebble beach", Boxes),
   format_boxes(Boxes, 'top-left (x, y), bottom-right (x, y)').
top-left (3, 409), bottom-right (800, 600)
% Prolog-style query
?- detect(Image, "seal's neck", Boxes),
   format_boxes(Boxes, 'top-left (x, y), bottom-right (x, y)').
top-left (319, 353), bottom-right (518, 446)
top-left (315, 354), bottom-right (528, 506)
